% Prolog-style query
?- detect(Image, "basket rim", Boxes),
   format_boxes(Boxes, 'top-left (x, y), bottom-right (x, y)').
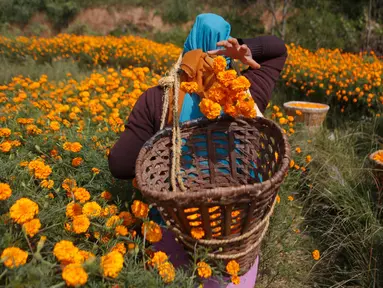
top-left (283, 101), bottom-right (330, 113)
top-left (135, 116), bottom-right (291, 202)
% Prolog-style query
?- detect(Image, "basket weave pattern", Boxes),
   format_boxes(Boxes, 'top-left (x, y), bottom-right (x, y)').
top-left (136, 117), bottom-right (290, 273)
top-left (283, 101), bottom-right (329, 127)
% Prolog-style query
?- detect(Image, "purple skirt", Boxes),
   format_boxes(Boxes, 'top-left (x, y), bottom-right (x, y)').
top-left (153, 228), bottom-right (259, 287)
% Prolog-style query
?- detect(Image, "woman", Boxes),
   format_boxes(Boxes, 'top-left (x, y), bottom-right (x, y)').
top-left (109, 13), bottom-right (287, 287)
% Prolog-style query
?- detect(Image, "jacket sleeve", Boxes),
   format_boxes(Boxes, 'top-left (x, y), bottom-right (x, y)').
top-left (238, 35), bottom-right (288, 113)
top-left (108, 87), bottom-right (159, 180)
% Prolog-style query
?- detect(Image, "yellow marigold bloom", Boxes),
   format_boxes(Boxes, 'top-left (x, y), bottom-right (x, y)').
top-left (72, 157), bottom-right (83, 167)
top-left (273, 105), bottom-right (280, 112)
top-left (100, 191), bottom-right (112, 201)
top-left (231, 275), bottom-right (240, 285)
top-left (235, 93), bottom-right (256, 118)
top-left (28, 159), bottom-right (52, 179)
top-left (115, 225), bottom-right (128, 236)
top-left (0, 128), bottom-right (11, 137)
top-left (101, 251), bottom-right (124, 278)
top-left (217, 70), bottom-right (237, 86)
top-left (62, 263), bottom-right (88, 287)
top-left (91, 167), bottom-right (100, 174)
top-left (150, 251), bottom-right (168, 268)
top-left (79, 250), bottom-right (95, 262)
top-left (142, 221), bottom-right (162, 243)
top-left (199, 98), bottom-right (221, 120)
top-left (306, 155), bottom-right (312, 163)
top-left (49, 121), bottom-right (60, 131)
top-left (287, 116), bottom-right (294, 122)
top-left (197, 261), bottom-right (212, 278)
top-left (0, 141), bottom-right (12, 152)
top-left (1, 247), bottom-right (28, 269)
top-left (279, 117), bottom-right (288, 125)
top-left (106, 215), bottom-right (121, 228)
top-left (72, 215), bottom-right (90, 234)
top-left (288, 195), bottom-right (294, 201)
top-left (191, 227), bottom-right (205, 240)
top-left (131, 200), bottom-right (149, 218)
top-left (53, 240), bottom-right (83, 265)
top-left (213, 56), bottom-right (227, 74)
top-left (119, 211), bottom-right (135, 227)
top-left (22, 218), bottom-right (41, 237)
top-left (63, 141), bottom-right (83, 152)
top-left (158, 261), bottom-right (176, 283)
top-left (74, 187), bottom-right (90, 203)
top-left (226, 260), bottom-right (240, 275)
top-left (62, 178), bottom-right (77, 193)
top-left (289, 159), bottom-right (295, 168)
top-left (0, 183), bottom-right (12, 200)
top-left (230, 76), bottom-right (251, 92)
top-left (82, 201), bottom-right (101, 217)
top-left (41, 179), bottom-right (54, 189)
top-left (19, 161), bottom-right (29, 167)
top-left (295, 147), bottom-right (302, 154)
top-left (312, 249), bottom-right (320, 261)
top-left (66, 202), bottom-right (82, 218)
top-left (111, 243), bottom-right (126, 255)
top-left (9, 197), bottom-right (39, 224)
top-left (26, 124), bottom-right (42, 135)
top-left (180, 81), bottom-right (199, 93)
top-left (207, 84), bottom-right (227, 105)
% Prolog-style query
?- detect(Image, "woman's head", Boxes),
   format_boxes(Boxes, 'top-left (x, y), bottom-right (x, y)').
top-left (183, 13), bottom-right (231, 54)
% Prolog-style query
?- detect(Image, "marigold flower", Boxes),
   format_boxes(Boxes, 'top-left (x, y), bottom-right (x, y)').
top-left (231, 275), bottom-right (240, 285)
top-left (79, 250), bottom-right (95, 262)
top-left (1, 247), bottom-right (28, 268)
top-left (312, 249), bottom-right (320, 261)
top-left (100, 191), bottom-right (112, 200)
top-left (62, 178), bottom-right (77, 193)
top-left (217, 70), bottom-right (237, 86)
top-left (0, 128), bottom-right (11, 137)
top-left (9, 198), bottom-right (39, 224)
top-left (101, 251), bottom-right (124, 278)
top-left (0, 141), bottom-right (12, 152)
top-left (180, 81), bottom-right (199, 93)
top-left (82, 201), bottom-right (101, 217)
top-left (306, 155), bottom-right (312, 163)
top-left (41, 179), bottom-right (54, 189)
top-left (295, 147), bottom-right (302, 154)
top-left (279, 117), bottom-right (288, 125)
top-left (226, 260), bottom-right (240, 275)
top-left (62, 263), bottom-right (88, 287)
top-left (142, 221), bottom-right (162, 243)
top-left (119, 211), bottom-right (135, 226)
top-left (197, 261), bottom-right (212, 278)
top-left (276, 195), bottom-right (281, 204)
top-left (22, 218), bottom-right (41, 237)
top-left (111, 243), bottom-right (126, 255)
top-left (131, 200), bottom-right (149, 218)
top-left (199, 98), bottom-right (221, 120)
top-left (213, 56), bottom-right (227, 74)
top-left (158, 261), bottom-right (176, 283)
top-left (74, 187), bottom-right (90, 203)
top-left (102, 204), bottom-right (119, 217)
top-left (106, 215), bottom-right (121, 228)
top-left (150, 251), bottom-right (168, 268)
top-left (72, 215), bottom-right (90, 234)
top-left (115, 225), bottom-right (128, 236)
top-left (230, 76), bottom-right (251, 92)
top-left (0, 183), bottom-right (12, 200)
top-left (53, 240), bottom-right (82, 265)
top-left (207, 84), bottom-right (228, 105)
top-left (91, 167), bottom-right (100, 174)
top-left (28, 159), bottom-right (52, 179)
top-left (191, 227), bottom-right (205, 240)
top-left (288, 195), bottom-right (294, 201)
top-left (49, 121), bottom-right (60, 131)
top-left (63, 141), bottom-right (82, 153)
top-left (72, 157), bottom-right (83, 167)
top-left (66, 202), bottom-right (83, 218)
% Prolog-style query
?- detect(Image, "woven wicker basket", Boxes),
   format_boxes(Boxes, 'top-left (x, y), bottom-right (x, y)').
top-left (136, 116), bottom-right (290, 273)
top-left (283, 101), bottom-right (329, 128)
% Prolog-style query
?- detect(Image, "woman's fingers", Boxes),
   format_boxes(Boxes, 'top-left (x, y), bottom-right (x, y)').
top-left (228, 38), bottom-right (240, 49)
top-left (247, 58), bottom-right (261, 69)
top-left (216, 40), bottom-right (233, 48)
top-left (207, 49), bottom-right (227, 56)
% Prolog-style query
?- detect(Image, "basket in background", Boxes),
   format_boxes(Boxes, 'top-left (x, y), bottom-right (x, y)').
top-left (283, 101), bottom-right (330, 128)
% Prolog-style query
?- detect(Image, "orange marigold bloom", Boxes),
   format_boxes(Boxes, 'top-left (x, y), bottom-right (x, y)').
top-left (66, 202), bottom-right (82, 218)
top-left (295, 147), bottom-right (302, 154)
top-left (231, 275), bottom-right (240, 285)
top-left (150, 251), bottom-right (168, 268)
top-left (0, 128), bottom-right (11, 137)
top-left (78, 250), bottom-right (95, 262)
top-left (230, 76), bottom-right (251, 92)
top-left (63, 141), bottom-right (82, 153)
top-left (115, 225), bottom-right (128, 236)
top-left (91, 167), bottom-right (100, 174)
top-left (207, 84), bottom-right (228, 105)
top-left (312, 249), bottom-right (320, 260)
top-left (100, 251), bottom-right (124, 278)
top-left (288, 195), bottom-right (294, 201)
top-left (142, 221), bottom-right (162, 243)
top-left (289, 159), bottom-right (295, 168)
top-left (53, 240), bottom-right (82, 265)
top-left (1, 247), bottom-right (28, 269)
top-left (62, 178), bottom-right (77, 193)
top-left (306, 155), bottom-right (312, 163)
top-left (82, 201), bottom-right (101, 217)
top-left (226, 260), bottom-right (240, 275)
top-left (100, 191), bottom-right (112, 201)
top-left (0, 141), bottom-right (12, 153)
top-left (102, 204), bottom-right (118, 217)
top-left (9, 198), bottom-right (39, 224)
top-left (180, 81), bottom-right (199, 93)
top-left (72, 215), bottom-right (90, 234)
top-left (158, 261), bottom-right (176, 283)
top-left (131, 200), bottom-right (149, 218)
top-left (213, 56), bottom-right (227, 74)
top-left (22, 218), bottom-right (41, 237)
top-left (276, 195), bottom-right (281, 204)
top-left (72, 157), bottom-right (83, 167)
top-left (199, 98), bottom-right (221, 120)
top-left (197, 261), bottom-right (212, 278)
top-left (217, 70), bottom-right (237, 86)
top-left (191, 227), bottom-right (205, 240)
top-left (119, 211), bottom-right (135, 227)
top-left (62, 263), bottom-right (88, 287)
top-left (0, 183), bottom-right (12, 200)
top-left (28, 159), bottom-right (52, 179)
top-left (49, 121), bottom-right (60, 131)
top-left (111, 243), bottom-right (126, 255)
top-left (73, 187), bottom-right (90, 203)
top-left (41, 179), bottom-right (54, 189)
top-left (106, 215), bottom-right (121, 228)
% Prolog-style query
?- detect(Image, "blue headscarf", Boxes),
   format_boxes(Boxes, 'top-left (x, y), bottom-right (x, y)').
top-left (179, 13), bottom-right (231, 123)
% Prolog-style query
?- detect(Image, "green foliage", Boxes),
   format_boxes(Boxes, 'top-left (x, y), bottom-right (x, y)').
top-left (0, 0), bottom-right (41, 26)
top-left (44, 0), bottom-right (80, 29)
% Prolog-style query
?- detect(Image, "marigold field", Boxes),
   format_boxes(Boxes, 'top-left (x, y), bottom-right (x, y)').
top-left (0, 34), bottom-right (382, 287)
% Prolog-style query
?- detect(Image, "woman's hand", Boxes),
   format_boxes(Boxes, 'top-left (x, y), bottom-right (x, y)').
top-left (207, 38), bottom-right (261, 69)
